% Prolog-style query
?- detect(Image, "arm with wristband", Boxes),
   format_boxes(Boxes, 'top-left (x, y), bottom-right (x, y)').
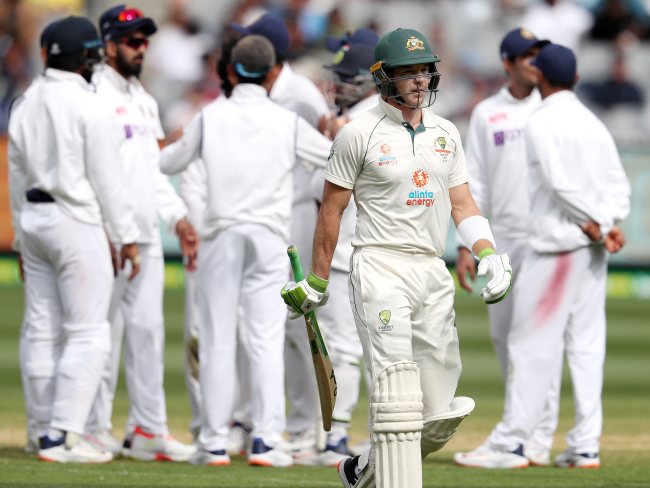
top-left (450, 183), bottom-right (512, 304)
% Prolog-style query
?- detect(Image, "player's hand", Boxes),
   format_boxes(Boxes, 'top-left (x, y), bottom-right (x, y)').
top-left (455, 247), bottom-right (476, 293)
top-left (477, 249), bottom-right (512, 304)
top-left (120, 243), bottom-right (141, 281)
top-left (281, 271), bottom-right (329, 318)
top-left (176, 218), bottom-right (199, 271)
top-left (604, 225), bottom-right (625, 254)
top-left (580, 220), bottom-right (602, 242)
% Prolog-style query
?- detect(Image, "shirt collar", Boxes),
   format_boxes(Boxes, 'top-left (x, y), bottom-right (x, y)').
top-left (97, 63), bottom-right (142, 94)
top-left (379, 96), bottom-right (438, 129)
top-left (542, 90), bottom-right (577, 106)
top-left (500, 85), bottom-right (541, 104)
top-left (232, 83), bottom-right (269, 100)
top-left (269, 62), bottom-right (291, 99)
top-left (44, 68), bottom-right (91, 90)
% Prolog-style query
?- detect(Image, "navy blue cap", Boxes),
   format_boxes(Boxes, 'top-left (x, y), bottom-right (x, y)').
top-left (326, 28), bottom-right (379, 53)
top-left (231, 13), bottom-right (289, 59)
top-left (46, 16), bottom-right (103, 56)
top-left (531, 43), bottom-right (577, 85)
top-left (500, 27), bottom-right (549, 60)
top-left (325, 42), bottom-right (375, 78)
top-left (40, 19), bottom-right (63, 48)
top-left (99, 4), bottom-right (157, 41)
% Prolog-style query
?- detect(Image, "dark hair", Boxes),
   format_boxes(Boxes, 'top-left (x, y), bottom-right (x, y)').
top-left (547, 79), bottom-right (575, 89)
top-left (47, 52), bottom-right (85, 71)
top-left (234, 73), bottom-right (266, 85)
top-left (216, 28), bottom-right (243, 97)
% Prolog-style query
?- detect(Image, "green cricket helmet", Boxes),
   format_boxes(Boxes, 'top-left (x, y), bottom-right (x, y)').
top-left (370, 28), bottom-right (441, 108)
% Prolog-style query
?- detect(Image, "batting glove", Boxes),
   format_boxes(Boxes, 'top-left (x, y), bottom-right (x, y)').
top-left (281, 271), bottom-right (329, 318)
top-left (477, 249), bottom-right (512, 304)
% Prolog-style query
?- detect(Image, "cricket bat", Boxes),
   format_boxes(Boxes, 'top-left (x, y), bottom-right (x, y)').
top-left (287, 245), bottom-right (337, 432)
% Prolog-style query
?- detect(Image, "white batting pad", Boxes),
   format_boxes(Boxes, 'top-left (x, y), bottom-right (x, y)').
top-left (421, 396), bottom-right (475, 457)
top-left (371, 362), bottom-right (424, 488)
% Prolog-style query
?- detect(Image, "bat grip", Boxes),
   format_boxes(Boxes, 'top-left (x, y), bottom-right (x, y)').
top-left (287, 245), bottom-right (305, 281)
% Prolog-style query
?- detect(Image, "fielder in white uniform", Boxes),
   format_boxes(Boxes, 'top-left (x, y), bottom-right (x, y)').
top-left (231, 13), bottom-right (332, 458)
top-left (9, 16), bottom-right (140, 464)
top-left (481, 43), bottom-right (630, 470)
top-left (160, 35), bottom-right (331, 467)
top-left (84, 5), bottom-right (197, 462)
top-left (282, 28), bottom-right (512, 488)
top-left (454, 28), bottom-right (561, 469)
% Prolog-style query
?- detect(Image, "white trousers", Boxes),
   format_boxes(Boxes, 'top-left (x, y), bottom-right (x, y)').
top-left (284, 199), bottom-right (318, 434)
top-left (87, 244), bottom-right (168, 435)
top-left (184, 269), bottom-right (203, 434)
top-left (317, 268), bottom-right (364, 424)
top-left (197, 224), bottom-right (288, 451)
top-left (350, 248), bottom-right (461, 421)
top-left (489, 246), bottom-right (608, 454)
top-left (20, 203), bottom-right (112, 435)
top-left (487, 236), bottom-right (560, 451)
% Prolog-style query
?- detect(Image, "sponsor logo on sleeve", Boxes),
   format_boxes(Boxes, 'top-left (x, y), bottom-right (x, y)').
top-left (434, 136), bottom-right (452, 162)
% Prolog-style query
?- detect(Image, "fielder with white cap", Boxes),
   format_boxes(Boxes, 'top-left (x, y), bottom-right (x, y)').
top-left (283, 28), bottom-right (511, 487)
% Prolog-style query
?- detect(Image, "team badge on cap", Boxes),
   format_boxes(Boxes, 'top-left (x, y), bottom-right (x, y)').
top-left (405, 35), bottom-right (425, 51)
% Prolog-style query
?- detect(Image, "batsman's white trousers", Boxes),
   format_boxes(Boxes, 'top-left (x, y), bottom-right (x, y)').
top-left (487, 235), bottom-right (560, 452)
top-left (184, 269), bottom-right (203, 434)
top-left (87, 243), bottom-right (168, 435)
top-left (197, 224), bottom-right (288, 451)
top-left (20, 202), bottom-right (112, 435)
top-left (285, 199), bottom-right (319, 434)
top-left (350, 247), bottom-right (462, 422)
top-left (489, 245), bottom-right (608, 454)
top-left (317, 268), bottom-right (364, 424)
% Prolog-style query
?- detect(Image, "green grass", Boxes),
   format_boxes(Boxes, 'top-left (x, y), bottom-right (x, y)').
top-left (0, 286), bottom-right (649, 487)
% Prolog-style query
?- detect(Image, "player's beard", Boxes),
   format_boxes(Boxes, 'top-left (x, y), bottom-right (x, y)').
top-left (116, 49), bottom-right (143, 79)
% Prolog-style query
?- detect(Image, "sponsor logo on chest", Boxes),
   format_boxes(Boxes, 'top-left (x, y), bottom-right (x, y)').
top-left (377, 143), bottom-right (398, 166)
top-left (406, 169), bottom-right (435, 207)
top-left (433, 136), bottom-right (452, 162)
top-left (493, 128), bottom-right (523, 146)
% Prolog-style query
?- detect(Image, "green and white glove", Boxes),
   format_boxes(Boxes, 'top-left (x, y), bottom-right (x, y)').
top-left (477, 249), bottom-right (512, 304)
top-left (281, 271), bottom-right (329, 318)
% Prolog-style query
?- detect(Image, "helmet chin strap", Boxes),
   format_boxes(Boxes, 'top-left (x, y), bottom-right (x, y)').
top-left (392, 89), bottom-right (437, 109)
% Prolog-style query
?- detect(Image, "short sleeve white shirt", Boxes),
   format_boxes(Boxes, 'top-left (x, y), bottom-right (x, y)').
top-left (326, 98), bottom-right (469, 255)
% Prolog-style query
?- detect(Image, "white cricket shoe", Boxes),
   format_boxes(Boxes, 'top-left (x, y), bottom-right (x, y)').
top-left (128, 426), bottom-right (197, 462)
top-left (39, 434), bottom-right (113, 464)
top-left (525, 446), bottom-right (551, 466)
top-left (83, 430), bottom-right (123, 455)
top-left (248, 438), bottom-right (293, 467)
top-left (24, 436), bottom-right (40, 455)
top-left (315, 437), bottom-right (354, 467)
top-left (226, 422), bottom-right (251, 456)
top-left (189, 448), bottom-right (231, 466)
top-left (454, 444), bottom-right (530, 469)
top-left (554, 449), bottom-right (600, 469)
top-left (286, 429), bottom-right (318, 464)
top-left (338, 456), bottom-right (360, 488)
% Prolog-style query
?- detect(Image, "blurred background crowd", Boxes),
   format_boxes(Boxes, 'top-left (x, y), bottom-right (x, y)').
top-left (1, 0), bottom-right (649, 264)
top-left (3, 0), bottom-right (650, 137)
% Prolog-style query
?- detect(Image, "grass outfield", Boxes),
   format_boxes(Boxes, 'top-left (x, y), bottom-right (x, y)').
top-left (0, 286), bottom-right (648, 487)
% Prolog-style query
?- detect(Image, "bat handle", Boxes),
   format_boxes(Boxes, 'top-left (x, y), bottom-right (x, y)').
top-left (287, 245), bottom-right (305, 281)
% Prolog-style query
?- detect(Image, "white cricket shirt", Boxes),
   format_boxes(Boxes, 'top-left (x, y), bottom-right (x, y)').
top-left (8, 68), bottom-right (139, 250)
top-left (326, 97), bottom-right (469, 255)
top-left (464, 86), bottom-right (541, 239)
top-left (160, 83), bottom-right (330, 241)
top-left (94, 65), bottom-right (187, 244)
top-left (525, 90), bottom-right (630, 253)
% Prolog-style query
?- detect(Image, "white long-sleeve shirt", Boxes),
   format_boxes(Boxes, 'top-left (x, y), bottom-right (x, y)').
top-left (8, 68), bottom-right (139, 250)
top-left (464, 86), bottom-right (541, 240)
top-left (93, 64), bottom-right (187, 245)
top-left (271, 62), bottom-right (331, 207)
top-left (524, 90), bottom-right (630, 253)
top-left (179, 158), bottom-right (207, 234)
top-left (160, 83), bottom-right (331, 241)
